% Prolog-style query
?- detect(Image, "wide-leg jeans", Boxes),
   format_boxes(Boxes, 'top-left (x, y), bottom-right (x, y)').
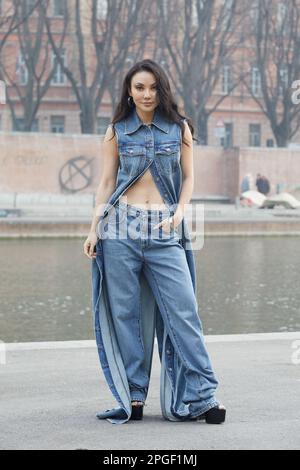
top-left (99, 200), bottom-right (219, 413)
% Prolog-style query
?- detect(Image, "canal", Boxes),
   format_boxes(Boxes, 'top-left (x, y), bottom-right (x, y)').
top-left (1, 237), bottom-right (299, 342)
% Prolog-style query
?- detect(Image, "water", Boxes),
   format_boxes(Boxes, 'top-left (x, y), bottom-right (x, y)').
top-left (0, 237), bottom-right (300, 343)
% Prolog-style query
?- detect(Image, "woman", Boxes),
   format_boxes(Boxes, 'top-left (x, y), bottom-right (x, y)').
top-left (84, 59), bottom-right (226, 425)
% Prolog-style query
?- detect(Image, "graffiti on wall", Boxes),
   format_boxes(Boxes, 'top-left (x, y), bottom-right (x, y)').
top-left (1, 155), bottom-right (48, 166)
top-left (59, 156), bottom-right (94, 193)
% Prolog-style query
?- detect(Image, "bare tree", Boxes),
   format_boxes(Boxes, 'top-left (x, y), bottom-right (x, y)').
top-left (107, 2), bottom-right (157, 111)
top-left (0, 0), bottom-right (43, 108)
top-left (0, 0), bottom-right (42, 53)
top-left (242, 0), bottom-right (300, 147)
top-left (158, 0), bottom-right (244, 144)
top-left (43, 0), bottom-right (146, 134)
top-left (0, 0), bottom-right (60, 131)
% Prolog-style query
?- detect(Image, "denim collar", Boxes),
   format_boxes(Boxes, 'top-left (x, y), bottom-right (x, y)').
top-left (124, 107), bottom-right (169, 135)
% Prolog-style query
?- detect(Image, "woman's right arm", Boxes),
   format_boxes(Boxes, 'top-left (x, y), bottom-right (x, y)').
top-left (83, 125), bottom-right (119, 259)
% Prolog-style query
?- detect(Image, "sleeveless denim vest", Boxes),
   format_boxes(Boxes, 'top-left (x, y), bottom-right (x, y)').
top-left (92, 107), bottom-right (197, 423)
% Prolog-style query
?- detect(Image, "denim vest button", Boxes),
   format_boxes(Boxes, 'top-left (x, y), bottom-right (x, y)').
top-left (168, 367), bottom-right (173, 371)
top-left (166, 349), bottom-right (171, 355)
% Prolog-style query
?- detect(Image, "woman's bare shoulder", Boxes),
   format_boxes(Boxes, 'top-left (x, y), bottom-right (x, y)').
top-left (103, 124), bottom-right (116, 143)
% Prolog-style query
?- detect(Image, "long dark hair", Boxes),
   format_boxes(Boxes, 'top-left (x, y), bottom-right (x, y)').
top-left (109, 59), bottom-right (196, 147)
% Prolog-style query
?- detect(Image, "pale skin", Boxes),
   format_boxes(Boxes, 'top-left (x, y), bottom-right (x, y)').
top-left (83, 70), bottom-right (194, 261)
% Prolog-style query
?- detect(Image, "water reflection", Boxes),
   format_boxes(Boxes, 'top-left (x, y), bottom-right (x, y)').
top-left (0, 239), bottom-right (93, 343)
top-left (198, 237), bottom-right (300, 334)
top-left (0, 237), bottom-right (299, 342)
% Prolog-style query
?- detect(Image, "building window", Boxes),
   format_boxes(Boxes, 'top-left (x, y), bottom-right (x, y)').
top-left (24, 0), bottom-right (37, 14)
top-left (97, 116), bottom-right (111, 135)
top-left (223, 0), bottom-right (234, 31)
top-left (277, 3), bottom-right (290, 36)
top-left (16, 53), bottom-right (28, 85)
top-left (96, 0), bottom-right (108, 20)
top-left (221, 65), bottom-right (232, 94)
top-left (191, 1), bottom-right (199, 27)
top-left (249, 124), bottom-right (261, 147)
top-left (279, 67), bottom-right (289, 96)
top-left (51, 50), bottom-right (66, 85)
top-left (53, 0), bottom-right (65, 17)
top-left (250, 1), bottom-right (259, 28)
top-left (51, 116), bottom-right (65, 133)
top-left (251, 67), bottom-right (262, 96)
top-left (161, 0), bottom-right (168, 17)
top-left (220, 123), bottom-right (233, 148)
top-left (0, 79), bottom-right (5, 104)
top-left (277, 3), bottom-right (288, 28)
top-left (13, 117), bottom-right (39, 132)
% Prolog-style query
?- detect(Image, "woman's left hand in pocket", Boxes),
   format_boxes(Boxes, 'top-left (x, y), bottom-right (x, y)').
top-left (153, 211), bottom-right (183, 234)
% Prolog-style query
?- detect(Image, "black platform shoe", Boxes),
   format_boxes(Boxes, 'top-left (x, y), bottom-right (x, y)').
top-left (198, 405), bottom-right (226, 424)
top-left (130, 401), bottom-right (144, 420)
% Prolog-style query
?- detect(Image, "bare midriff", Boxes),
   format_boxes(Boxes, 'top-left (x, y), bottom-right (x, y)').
top-left (119, 167), bottom-right (169, 211)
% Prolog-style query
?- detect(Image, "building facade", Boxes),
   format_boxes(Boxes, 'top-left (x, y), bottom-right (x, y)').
top-left (0, 0), bottom-right (299, 148)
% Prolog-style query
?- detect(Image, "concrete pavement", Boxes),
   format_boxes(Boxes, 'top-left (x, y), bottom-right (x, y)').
top-left (1, 332), bottom-right (300, 450)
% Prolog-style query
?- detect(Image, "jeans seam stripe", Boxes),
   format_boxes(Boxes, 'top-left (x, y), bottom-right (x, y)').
top-left (146, 264), bottom-right (190, 370)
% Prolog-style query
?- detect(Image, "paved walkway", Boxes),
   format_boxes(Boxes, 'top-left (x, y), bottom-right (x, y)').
top-left (1, 332), bottom-right (299, 450)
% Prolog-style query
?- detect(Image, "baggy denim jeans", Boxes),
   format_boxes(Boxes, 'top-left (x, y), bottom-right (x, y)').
top-left (99, 200), bottom-right (219, 412)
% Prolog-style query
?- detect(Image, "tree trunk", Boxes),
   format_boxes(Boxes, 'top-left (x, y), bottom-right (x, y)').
top-left (197, 113), bottom-right (209, 145)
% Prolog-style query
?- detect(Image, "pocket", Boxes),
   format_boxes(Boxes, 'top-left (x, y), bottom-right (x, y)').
top-left (95, 238), bottom-right (103, 256)
top-left (119, 144), bottom-right (147, 176)
top-left (155, 142), bottom-right (180, 175)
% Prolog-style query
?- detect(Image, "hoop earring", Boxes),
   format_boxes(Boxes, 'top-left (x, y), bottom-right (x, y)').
top-left (128, 96), bottom-right (134, 107)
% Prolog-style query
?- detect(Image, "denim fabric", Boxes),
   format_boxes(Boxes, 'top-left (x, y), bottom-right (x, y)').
top-left (101, 200), bottom-right (219, 407)
top-left (92, 107), bottom-right (219, 424)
